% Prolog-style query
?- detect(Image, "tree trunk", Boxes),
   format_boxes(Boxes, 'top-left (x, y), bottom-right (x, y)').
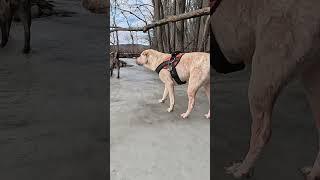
top-left (169, 0), bottom-right (176, 52)
top-left (199, 15), bottom-right (210, 51)
top-left (197, 0), bottom-right (208, 51)
top-left (160, 0), bottom-right (169, 52)
top-left (192, 0), bottom-right (202, 51)
top-left (153, 0), bottom-right (164, 52)
top-left (175, 0), bottom-right (185, 52)
top-left (162, 0), bottom-right (171, 52)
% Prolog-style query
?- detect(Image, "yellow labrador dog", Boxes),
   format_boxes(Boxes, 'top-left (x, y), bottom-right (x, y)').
top-left (136, 49), bottom-right (210, 119)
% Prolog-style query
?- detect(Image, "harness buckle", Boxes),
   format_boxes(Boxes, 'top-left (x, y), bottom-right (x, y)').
top-left (168, 56), bottom-right (176, 72)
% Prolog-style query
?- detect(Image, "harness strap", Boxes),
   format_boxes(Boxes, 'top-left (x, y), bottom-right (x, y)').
top-left (155, 52), bottom-right (186, 85)
top-left (155, 61), bottom-right (168, 74)
top-left (170, 65), bottom-right (186, 85)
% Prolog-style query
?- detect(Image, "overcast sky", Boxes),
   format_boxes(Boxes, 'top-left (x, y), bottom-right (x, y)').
top-left (110, 0), bottom-right (153, 45)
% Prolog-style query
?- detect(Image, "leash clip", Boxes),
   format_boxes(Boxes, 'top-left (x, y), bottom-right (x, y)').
top-left (168, 62), bottom-right (173, 71)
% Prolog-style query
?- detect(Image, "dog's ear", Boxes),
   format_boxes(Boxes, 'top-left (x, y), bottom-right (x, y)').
top-left (143, 50), bottom-right (150, 57)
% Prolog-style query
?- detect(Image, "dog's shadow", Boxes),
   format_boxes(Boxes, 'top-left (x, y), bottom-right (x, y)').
top-left (135, 100), bottom-right (190, 124)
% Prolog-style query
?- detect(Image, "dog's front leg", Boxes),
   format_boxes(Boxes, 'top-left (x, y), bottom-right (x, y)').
top-left (159, 86), bottom-right (168, 103)
top-left (166, 82), bottom-right (175, 112)
top-left (300, 65), bottom-right (320, 180)
top-left (0, 22), bottom-right (8, 47)
top-left (17, 2), bottom-right (31, 54)
top-left (225, 46), bottom-right (296, 178)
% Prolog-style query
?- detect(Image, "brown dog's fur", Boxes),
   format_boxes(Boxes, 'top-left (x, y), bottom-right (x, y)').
top-left (211, 0), bottom-right (320, 179)
top-left (136, 49), bottom-right (210, 119)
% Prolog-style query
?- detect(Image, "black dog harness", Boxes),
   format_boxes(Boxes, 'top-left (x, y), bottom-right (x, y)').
top-left (155, 52), bottom-right (186, 85)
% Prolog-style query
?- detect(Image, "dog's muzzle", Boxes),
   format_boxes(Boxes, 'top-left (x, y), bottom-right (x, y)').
top-left (135, 58), bottom-right (143, 66)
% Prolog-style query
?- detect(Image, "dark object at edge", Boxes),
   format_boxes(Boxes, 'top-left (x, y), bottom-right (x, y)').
top-left (210, 29), bottom-right (245, 73)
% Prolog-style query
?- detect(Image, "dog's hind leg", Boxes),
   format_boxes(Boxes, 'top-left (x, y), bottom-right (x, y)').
top-left (166, 82), bottom-right (175, 112)
top-left (6, 12), bottom-right (13, 38)
top-left (300, 63), bottom-right (320, 180)
top-left (181, 68), bottom-right (204, 119)
top-left (225, 44), bottom-right (298, 178)
top-left (203, 81), bottom-right (210, 119)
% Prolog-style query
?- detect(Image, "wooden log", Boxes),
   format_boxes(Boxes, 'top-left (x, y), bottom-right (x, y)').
top-left (110, 7), bottom-right (210, 33)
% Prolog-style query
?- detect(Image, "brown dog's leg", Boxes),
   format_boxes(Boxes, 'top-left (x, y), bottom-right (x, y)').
top-left (225, 48), bottom-right (297, 178)
top-left (203, 81), bottom-right (210, 119)
top-left (300, 64), bottom-right (320, 180)
top-left (181, 68), bottom-right (204, 119)
top-left (18, 2), bottom-right (31, 54)
top-left (1, 22), bottom-right (8, 47)
top-left (159, 86), bottom-right (168, 103)
top-left (166, 82), bottom-right (175, 112)
top-left (6, 12), bottom-right (13, 38)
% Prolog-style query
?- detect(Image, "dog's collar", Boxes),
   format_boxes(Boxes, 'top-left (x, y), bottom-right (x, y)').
top-left (155, 52), bottom-right (184, 73)
top-left (155, 52), bottom-right (186, 85)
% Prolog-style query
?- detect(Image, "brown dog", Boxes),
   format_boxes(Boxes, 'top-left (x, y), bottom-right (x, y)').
top-left (136, 49), bottom-right (210, 119)
top-left (0, 0), bottom-right (31, 53)
top-left (211, 0), bottom-right (320, 179)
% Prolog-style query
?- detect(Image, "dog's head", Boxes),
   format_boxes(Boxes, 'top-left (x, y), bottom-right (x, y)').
top-left (136, 49), bottom-right (152, 66)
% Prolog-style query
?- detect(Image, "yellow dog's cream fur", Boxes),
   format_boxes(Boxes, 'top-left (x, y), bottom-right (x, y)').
top-left (136, 49), bottom-right (210, 119)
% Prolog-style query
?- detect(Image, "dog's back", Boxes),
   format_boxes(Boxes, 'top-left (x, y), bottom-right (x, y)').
top-left (180, 52), bottom-right (210, 73)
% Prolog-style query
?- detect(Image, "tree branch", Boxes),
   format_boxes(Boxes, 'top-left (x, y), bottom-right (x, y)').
top-left (110, 26), bottom-right (145, 32)
top-left (110, 7), bottom-right (210, 33)
top-left (117, 7), bottom-right (147, 23)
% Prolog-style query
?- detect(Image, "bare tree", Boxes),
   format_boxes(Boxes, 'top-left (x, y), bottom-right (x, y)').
top-left (110, 0), bottom-right (210, 53)
top-left (197, 0), bottom-right (209, 51)
top-left (175, 0), bottom-right (186, 51)
top-left (110, 0), bottom-right (120, 78)
top-left (153, 0), bottom-right (164, 51)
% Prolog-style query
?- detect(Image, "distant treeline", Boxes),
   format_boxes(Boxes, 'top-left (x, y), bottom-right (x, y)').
top-left (110, 44), bottom-right (150, 58)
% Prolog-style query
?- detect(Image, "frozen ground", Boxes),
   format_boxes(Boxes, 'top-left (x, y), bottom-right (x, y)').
top-left (110, 59), bottom-right (210, 180)
top-left (0, 1), bottom-right (106, 179)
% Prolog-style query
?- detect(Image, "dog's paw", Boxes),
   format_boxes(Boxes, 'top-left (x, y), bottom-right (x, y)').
top-left (23, 47), bottom-right (31, 54)
top-left (205, 113), bottom-right (210, 119)
top-left (300, 167), bottom-right (312, 175)
top-left (180, 112), bottom-right (189, 119)
top-left (225, 162), bottom-right (253, 179)
top-left (158, 99), bottom-right (165, 103)
top-left (300, 166), bottom-right (314, 180)
top-left (167, 108), bottom-right (173, 112)
top-left (0, 42), bottom-right (7, 48)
